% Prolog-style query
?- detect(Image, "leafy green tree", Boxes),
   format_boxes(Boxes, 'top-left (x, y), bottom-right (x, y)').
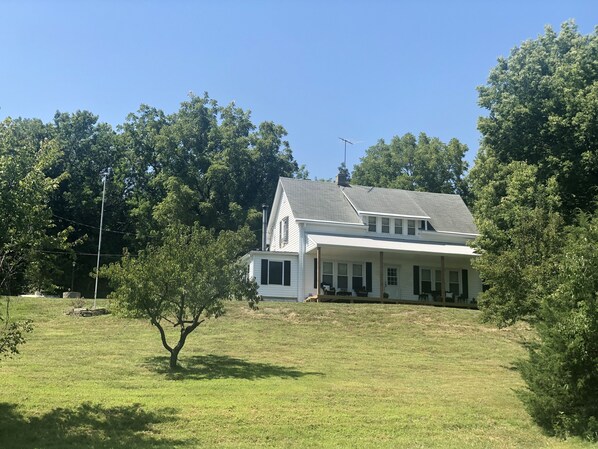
top-left (518, 213), bottom-right (598, 440)
top-left (105, 225), bottom-right (259, 369)
top-left (352, 132), bottom-right (469, 196)
top-left (337, 162), bottom-right (351, 183)
top-left (0, 118), bottom-right (66, 295)
top-left (475, 21), bottom-right (598, 215)
top-left (0, 117), bottom-right (64, 358)
top-left (49, 111), bottom-right (127, 295)
top-left (471, 162), bottom-right (564, 326)
top-left (120, 94), bottom-right (304, 248)
top-left (470, 22), bottom-right (598, 438)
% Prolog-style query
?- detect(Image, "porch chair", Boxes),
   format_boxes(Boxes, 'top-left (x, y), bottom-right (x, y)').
top-left (320, 283), bottom-right (336, 296)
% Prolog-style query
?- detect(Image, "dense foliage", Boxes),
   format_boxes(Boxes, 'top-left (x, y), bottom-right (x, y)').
top-left (471, 23), bottom-right (598, 439)
top-left (105, 225), bottom-right (259, 369)
top-left (518, 214), bottom-right (598, 440)
top-left (471, 162), bottom-right (564, 326)
top-left (474, 21), bottom-right (598, 216)
top-left (352, 132), bottom-right (469, 196)
top-left (0, 94), bottom-right (305, 296)
top-left (0, 118), bottom-right (67, 294)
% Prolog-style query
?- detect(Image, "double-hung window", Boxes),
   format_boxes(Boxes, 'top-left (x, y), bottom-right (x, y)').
top-left (394, 219), bottom-right (403, 235)
top-left (322, 262), bottom-right (334, 286)
top-left (421, 268), bottom-right (432, 293)
top-left (407, 219), bottom-right (416, 235)
top-left (368, 216), bottom-right (377, 232)
top-left (381, 217), bottom-right (390, 233)
top-left (337, 263), bottom-right (348, 290)
top-left (352, 264), bottom-right (363, 291)
top-left (449, 270), bottom-right (460, 294)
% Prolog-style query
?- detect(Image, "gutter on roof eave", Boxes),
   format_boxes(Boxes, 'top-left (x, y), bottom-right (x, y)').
top-left (295, 218), bottom-right (366, 228)
top-left (422, 230), bottom-right (479, 238)
top-left (356, 211), bottom-right (431, 219)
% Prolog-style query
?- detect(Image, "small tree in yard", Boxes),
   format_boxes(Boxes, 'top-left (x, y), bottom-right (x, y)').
top-left (106, 225), bottom-right (259, 369)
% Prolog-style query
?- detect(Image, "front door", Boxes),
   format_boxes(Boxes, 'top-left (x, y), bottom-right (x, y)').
top-left (385, 265), bottom-right (400, 299)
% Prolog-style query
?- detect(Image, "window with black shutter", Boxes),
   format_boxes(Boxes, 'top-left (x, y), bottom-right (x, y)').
top-left (259, 259), bottom-right (292, 286)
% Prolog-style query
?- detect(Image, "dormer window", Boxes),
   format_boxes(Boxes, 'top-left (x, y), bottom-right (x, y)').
top-left (368, 216), bottom-right (377, 232)
top-left (381, 217), bottom-right (390, 233)
top-left (407, 220), bottom-right (416, 235)
top-left (394, 219), bottom-right (403, 235)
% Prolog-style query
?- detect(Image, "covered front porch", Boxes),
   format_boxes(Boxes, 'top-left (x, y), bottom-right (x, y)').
top-left (305, 233), bottom-right (480, 308)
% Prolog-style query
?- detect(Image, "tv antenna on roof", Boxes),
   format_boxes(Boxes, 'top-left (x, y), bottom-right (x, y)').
top-left (338, 137), bottom-right (353, 166)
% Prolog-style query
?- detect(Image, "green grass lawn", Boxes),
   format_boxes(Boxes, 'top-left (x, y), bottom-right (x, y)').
top-left (0, 297), bottom-right (591, 448)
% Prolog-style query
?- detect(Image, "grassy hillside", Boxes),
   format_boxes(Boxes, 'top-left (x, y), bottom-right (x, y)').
top-left (0, 297), bottom-right (591, 448)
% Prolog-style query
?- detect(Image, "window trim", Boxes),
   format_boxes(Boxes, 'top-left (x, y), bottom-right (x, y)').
top-left (337, 262), bottom-right (348, 290)
top-left (368, 216), bottom-right (377, 232)
top-left (448, 270), bottom-right (460, 294)
top-left (381, 217), bottom-right (390, 233)
top-left (322, 260), bottom-right (368, 292)
top-left (394, 218), bottom-right (403, 235)
top-left (419, 267), bottom-right (460, 295)
top-left (407, 219), bottom-right (416, 235)
top-left (260, 259), bottom-right (292, 286)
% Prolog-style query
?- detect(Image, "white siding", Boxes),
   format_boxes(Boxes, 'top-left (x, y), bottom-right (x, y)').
top-left (270, 191), bottom-right (300, 252)
top-left (252, 253), bottom-right (299, 300)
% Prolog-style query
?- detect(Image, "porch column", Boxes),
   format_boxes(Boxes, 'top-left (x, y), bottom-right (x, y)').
top-left (440, 255), bottom-right (446, 305)
top-left (316, 246), bottom-right (322, 296)
top-left (379, 251), bottom-right (384, 302)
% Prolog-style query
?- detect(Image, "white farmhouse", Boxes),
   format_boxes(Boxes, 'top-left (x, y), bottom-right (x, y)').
top-left (244, 175), bottom-right (482, 306)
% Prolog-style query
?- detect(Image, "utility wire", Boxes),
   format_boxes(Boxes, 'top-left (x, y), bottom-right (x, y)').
top-left (52, 213), bottom-right (132, 235)
top-left (32, 248), bottom-right (128, 258)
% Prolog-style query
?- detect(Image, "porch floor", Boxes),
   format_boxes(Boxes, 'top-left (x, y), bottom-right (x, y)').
top-left (307, 294), bottom-right (478, 309)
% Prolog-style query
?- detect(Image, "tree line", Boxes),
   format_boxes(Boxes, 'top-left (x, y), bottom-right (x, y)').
top-left (0, 94), bottom-right (305, 297)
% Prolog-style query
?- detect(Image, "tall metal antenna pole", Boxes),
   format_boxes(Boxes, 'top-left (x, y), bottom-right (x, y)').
top-left (338, 137), bottom-right (353, 166)
top-left (93, 171), bottom-right (108, 308)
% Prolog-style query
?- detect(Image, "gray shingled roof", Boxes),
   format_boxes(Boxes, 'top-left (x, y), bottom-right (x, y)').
top-left (279, 177), bottom-right (477, 234)
top-left (406, 190), bottom-right (477, 234)
top-left (341, 185), bottom-right (428, 218)
top-left (280, 178), bottom-right (362, 224)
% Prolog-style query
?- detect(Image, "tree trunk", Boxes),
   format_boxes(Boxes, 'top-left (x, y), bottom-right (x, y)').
top-left (169, 348), bottom-right (180, 369)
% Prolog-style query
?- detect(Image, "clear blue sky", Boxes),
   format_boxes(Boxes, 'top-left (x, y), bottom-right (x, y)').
top-left (1, 1), bottom-right (596, 179)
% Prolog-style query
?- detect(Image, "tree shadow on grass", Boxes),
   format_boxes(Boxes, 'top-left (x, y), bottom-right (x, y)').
top-left (0, 402), bottom-right (184, 449)
top-left (144, 354), bottom-right (324, 381)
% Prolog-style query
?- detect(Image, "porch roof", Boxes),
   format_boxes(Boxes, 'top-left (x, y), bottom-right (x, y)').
top-left (307, 234), bottom-right (477, 257)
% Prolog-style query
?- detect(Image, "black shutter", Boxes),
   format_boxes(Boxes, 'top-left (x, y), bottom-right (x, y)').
top-left (313, 258), bottom-right (317, 288)
top-left (284, 260), bottom-right (291, 286)
top-left (261, 259), bottom-right (268, 285)
top-left (413, 265), bottom-right (420, 295)
top-left (366, 262), bottom-right (372, 292)
top-left (462, 269), bottom-right (469, 298)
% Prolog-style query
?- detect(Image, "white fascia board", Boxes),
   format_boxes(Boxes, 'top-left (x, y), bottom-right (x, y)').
top-left (248, 250), bottom-right (299, 257)
top-left (295, 218), bottom-right (366, 228)
top-left (423, 230), bottom-right (479, 238)
top-left (267, 181), bottom-right (284, 235)
top-left (357, 211), bottom-right (431, 220)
